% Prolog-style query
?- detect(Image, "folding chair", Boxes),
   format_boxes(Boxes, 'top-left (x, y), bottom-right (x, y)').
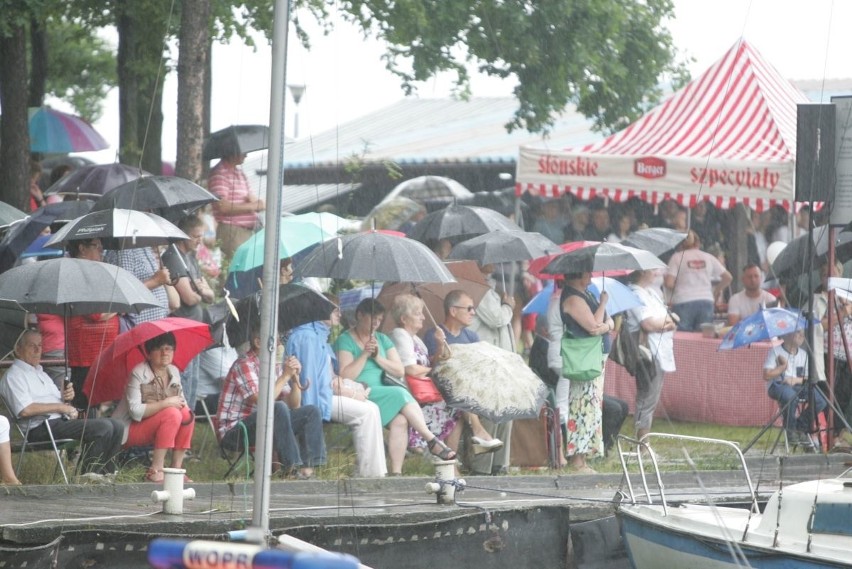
top-left (0, 394), bottom-right (76, 484)
top-left (199, 397), bottom-right (253, 478)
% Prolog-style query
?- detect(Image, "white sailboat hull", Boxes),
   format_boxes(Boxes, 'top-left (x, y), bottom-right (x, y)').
top-left (619, 479), bottom-right (852, 569)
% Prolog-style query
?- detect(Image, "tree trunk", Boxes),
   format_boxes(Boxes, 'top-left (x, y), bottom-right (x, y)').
top-left (0, 26), bottom-right (32, 211)
top-left (175, 0), bottom-right (210, 183)
top-left (202, 39), bottom-right (212, 181)
top-left (28, 16), bottom-right (47, 109)
top-left (117, 10), bottom-right (141, 167)
top-left (116, 3), bottom-right (167, 173)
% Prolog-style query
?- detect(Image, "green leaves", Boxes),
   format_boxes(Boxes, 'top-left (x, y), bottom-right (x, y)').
top-left (329, 0), bottom-right (688, 134)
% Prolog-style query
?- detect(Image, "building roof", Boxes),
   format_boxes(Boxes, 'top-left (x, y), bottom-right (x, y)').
top-left (244, 97), bottom-right (602, 173)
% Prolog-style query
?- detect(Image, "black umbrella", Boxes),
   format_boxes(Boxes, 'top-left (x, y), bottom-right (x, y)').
top-left (448, 230), bottom-right (560, 265)
top-left (544, 242), bottom-right (666, 275)
top-left (43, 163), bottom-right (150, 199)
top-left (407, 204), bottom-right (521, 244)
top-left (227, 292), bottom-right (260, 348)
top-left (0, 302), bottom-right (29, 358)
top-left (278, 283), bottom-right (337, 331)
top-left (0, 258), bottom-right (159, 315)
top-left (203, 125), bottom-right (269, 160)
top-left (621, 227), bottom-right (687, 258)
top-left (0, 201), bottom-right (93, 273)
top-left (91, 176), bottom-right (218, 216)
top-left (44, 208), bottom-right (188, 250)
top-left (0, 201), bottom-right (27, 229)
top-left (771, 226), bottom-right (852, 280)
top-left (298, 231), bottom-right (455, 283)
top-left (226, 284), bottom-right (335, 347)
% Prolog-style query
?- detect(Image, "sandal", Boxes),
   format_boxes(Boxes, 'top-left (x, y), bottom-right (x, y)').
top-left (145, 468), bottom-right (164, 483)
top-left (427, 437), bottom-right (457, 461)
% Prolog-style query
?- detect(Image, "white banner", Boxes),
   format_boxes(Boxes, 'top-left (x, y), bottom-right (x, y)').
top-left (516, 145), bottom-right (795, 206)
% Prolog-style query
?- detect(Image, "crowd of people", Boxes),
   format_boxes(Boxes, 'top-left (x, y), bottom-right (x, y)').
top-left (3, 150), bottom-right (852, 486)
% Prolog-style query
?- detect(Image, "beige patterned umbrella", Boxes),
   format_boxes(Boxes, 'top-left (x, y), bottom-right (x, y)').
top-left (432, 341), bottom-right (548, 422)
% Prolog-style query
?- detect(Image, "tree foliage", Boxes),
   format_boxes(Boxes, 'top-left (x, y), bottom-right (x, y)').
top-left (43, 19), bottom-right (117, 122)
top-left (227, 0), bottom-right (687, 135)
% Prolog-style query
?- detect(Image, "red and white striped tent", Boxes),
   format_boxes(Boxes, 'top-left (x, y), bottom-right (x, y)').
top-left (515, 40), bottom-right (810, 211)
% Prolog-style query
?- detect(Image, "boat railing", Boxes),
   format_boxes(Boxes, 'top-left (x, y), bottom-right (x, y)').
top-left (615, 433), bottom-right (759, 517)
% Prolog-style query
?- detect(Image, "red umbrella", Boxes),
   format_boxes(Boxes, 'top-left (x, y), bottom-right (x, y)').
top-left (528, 241), bottom-right (630, 279)
top-left (83, 317), bottom-right (213, 406)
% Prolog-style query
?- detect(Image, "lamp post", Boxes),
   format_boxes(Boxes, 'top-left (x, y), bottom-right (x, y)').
top-left (287, 84), bottom-right (305, 138)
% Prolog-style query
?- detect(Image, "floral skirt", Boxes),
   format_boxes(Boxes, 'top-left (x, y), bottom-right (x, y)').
top-left (564, 372), bottom-right (604, 457)
top-left (409, 401), bottom-right (459, 449)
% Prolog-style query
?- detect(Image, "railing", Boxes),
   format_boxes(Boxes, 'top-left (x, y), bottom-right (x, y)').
top-left (615, 433), bottom-right (759, 517)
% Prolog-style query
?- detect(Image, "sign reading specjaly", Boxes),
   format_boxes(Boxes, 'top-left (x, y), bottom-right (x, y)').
top-left (831, 96), bottom-right (852, 226)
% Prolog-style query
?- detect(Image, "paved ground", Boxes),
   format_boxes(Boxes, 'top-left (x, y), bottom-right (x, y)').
top-left (1, 452), bottom-right (848, 540)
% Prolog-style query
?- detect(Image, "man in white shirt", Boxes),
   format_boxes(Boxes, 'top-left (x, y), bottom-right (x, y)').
top-left (0, 330), bottom-right (124, 475)
top-left (727, 264), bottom-right (778, 325)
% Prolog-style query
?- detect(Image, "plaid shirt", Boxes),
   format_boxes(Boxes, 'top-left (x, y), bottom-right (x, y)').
top-left (217, 351), bottom-right (287, 436)
top-left (103, 247), bottom-right (169, 325)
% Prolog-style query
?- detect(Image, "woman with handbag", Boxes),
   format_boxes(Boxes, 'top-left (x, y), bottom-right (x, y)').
top-left (560, 271), bottom-right (613, 474)
top-left (111, 332), bottom-right (195, 483)
top-left (335, 299), bottom-right (457, 475)
top-left (388, 294), bottom-right (502, 456)
top-left (625, 269), bottom-right (677, 441)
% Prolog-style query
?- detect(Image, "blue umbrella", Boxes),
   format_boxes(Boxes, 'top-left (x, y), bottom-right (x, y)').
top-left (522, 278), bottom-right (641, 316)
top-left (718, 308), bottom-right (808, 350)
top-left (20, 235), bottom-right (65, 260)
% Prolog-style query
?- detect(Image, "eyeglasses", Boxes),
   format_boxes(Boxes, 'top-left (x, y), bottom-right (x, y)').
top-left (452, 305), bottom-right (476, 313)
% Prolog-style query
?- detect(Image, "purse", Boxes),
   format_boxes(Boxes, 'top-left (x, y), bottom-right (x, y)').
top-left (381, 371), bottom-right (409, 391)
top-left (560, 333), bottom-right (603, 382)
top-left (405, 375), bottom-right (443, 404)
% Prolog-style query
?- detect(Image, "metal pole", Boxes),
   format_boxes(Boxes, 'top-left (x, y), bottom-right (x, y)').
top-left (251, 0), bottom-right (290, 539)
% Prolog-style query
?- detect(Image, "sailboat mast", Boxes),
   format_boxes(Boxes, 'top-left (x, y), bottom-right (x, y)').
top-left (252, 0), bottom-right (291, 537)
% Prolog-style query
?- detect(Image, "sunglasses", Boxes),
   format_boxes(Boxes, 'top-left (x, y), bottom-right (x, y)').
top-left (453, 305), bottom-right (475, 313)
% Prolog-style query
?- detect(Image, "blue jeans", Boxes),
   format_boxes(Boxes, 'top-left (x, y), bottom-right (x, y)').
top-left (768, 380), bottom-right (827, 431)
top-left (222, 402), bottom-right (326, 470)
top-left (673, 300), bottom-right (714, 332)
top-left (180, 355), bottom-right (201, 412)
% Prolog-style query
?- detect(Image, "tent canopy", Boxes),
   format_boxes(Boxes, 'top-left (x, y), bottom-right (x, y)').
top-left (516, 40), bottom-right (810, 211)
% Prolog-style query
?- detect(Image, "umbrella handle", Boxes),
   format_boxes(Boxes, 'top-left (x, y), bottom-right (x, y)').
top-left (223, 289), bottom-right (239, 322)
top-left (414, 285), bottom-right (453, 360)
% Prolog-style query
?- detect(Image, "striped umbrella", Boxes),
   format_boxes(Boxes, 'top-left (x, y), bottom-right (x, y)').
top-left (28, 107), bottom-right (109, 153)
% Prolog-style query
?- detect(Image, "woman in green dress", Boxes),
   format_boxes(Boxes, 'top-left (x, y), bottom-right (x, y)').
top-left (335, 299), bottom-right (456, 474)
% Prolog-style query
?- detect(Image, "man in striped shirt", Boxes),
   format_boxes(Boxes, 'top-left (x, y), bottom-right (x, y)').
top-left (208, 152), bottom-right (265, 259)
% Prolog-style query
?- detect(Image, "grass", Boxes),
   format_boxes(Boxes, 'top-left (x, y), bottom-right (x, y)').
top-left (12, 416), bottom-right (776, 485)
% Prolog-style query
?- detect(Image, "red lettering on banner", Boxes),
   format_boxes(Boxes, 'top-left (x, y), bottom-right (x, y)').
top-left (538, 155), bottom-right (599, 177)
top-left (690, 167), bottom-right (781, 191)
top-left (634, 157), bottom-right (666, 179)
